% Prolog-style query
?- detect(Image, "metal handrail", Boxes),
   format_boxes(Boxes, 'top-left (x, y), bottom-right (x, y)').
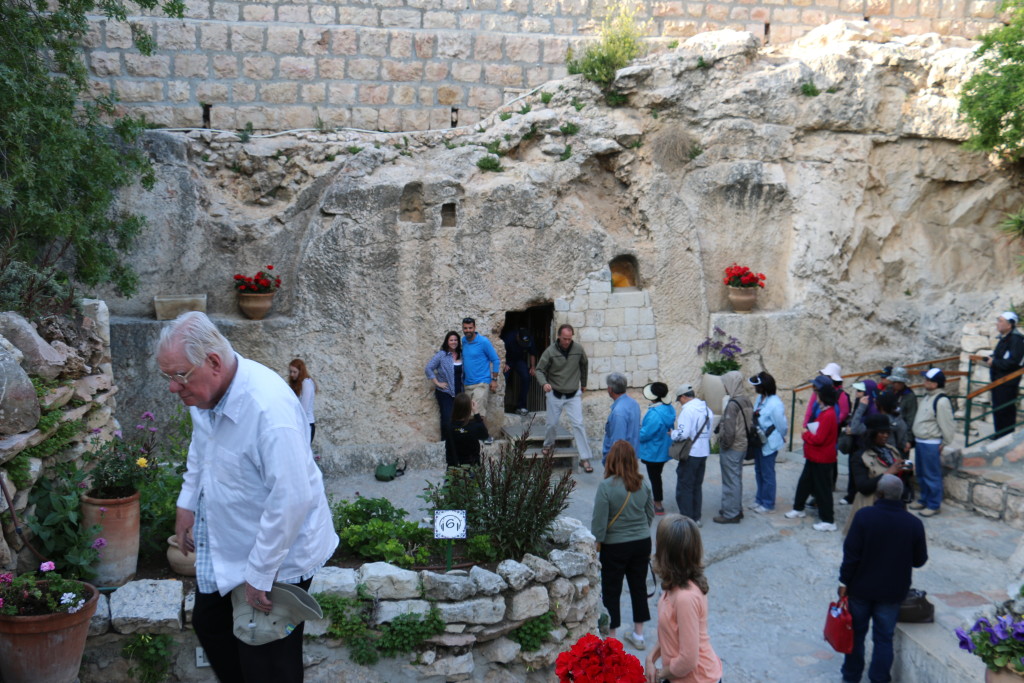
top-left (961, 356), bottom-right (1024, 447)
top-left (786, 356), bottom-right (962, 451)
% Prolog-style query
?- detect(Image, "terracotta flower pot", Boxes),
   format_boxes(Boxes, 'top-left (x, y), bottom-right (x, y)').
top-left (238, 292), bottom-right (275, 320)
top-left (727, 286), bottom-right (758, 313)
top-left (0, 582), bottom-right (98, 683)
top-left (987, 667), bottom-right (1024, 682)
top-left (81, 490), bottom-right (140, 588)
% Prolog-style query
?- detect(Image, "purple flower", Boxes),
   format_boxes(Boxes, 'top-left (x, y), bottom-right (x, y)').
top-left (78, 482), bottom-right (87, 489)
top-left (994, 615), bottom-right (1014, 641)
top-left (99, 507), bottom-right (107, 514)
top-left (1013, 621), bottom-right (1024, 641)
top-left (92, 537), bottom-right (107, 550)
top-left (149, 426), bottom-right (158, 432)
top-left (972, 618), bottom-right (992, 633)
top-left (141, 411), bottom-right (155, 420)
top-left (0, 573), bottom-right (12, 584)
top-left (90, 427), bottom-right (102, 434)
top-left (39, 561), bottom-right (55, 572)
top-left (713, 326), bottom-right (725, 336)
top-left (114, 430), bottom-right (122, 438)
top-left (136, 424), bottom-right (145, 430)
top-left (956, 627), bottom-right (976, 653)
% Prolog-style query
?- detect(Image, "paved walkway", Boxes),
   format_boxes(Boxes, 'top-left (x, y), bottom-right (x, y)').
top-left (325, 439), bottom-right (1012, 681)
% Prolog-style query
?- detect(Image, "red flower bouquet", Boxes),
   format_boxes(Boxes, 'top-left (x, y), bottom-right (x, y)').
top-left (555, 633), bottom-right (646, 683)
top-left (233, 265), bottom-right (281, 293)
top-left (723, 263), bottom-right (766, 288)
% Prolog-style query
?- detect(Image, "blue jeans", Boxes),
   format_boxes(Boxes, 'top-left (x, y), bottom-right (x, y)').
top-left (754, 451), bottom-right (777, 509)
top-left (842, 597), bottom-right (900, 683)
top-left (914, 440), bottom-right (942, 510)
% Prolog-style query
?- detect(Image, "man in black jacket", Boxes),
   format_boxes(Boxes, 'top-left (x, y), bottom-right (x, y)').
top-left (984, 311), bottom-right (1024, 438)
top-left (838, 475), bottom-right (928, 683)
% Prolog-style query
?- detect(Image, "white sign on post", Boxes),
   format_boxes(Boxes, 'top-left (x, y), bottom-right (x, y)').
top-left (434, 509), bottom-right (467, 539)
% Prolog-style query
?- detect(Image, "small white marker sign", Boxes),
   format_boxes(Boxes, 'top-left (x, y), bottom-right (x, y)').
top-left (434, 509), bottom-right (467, 539)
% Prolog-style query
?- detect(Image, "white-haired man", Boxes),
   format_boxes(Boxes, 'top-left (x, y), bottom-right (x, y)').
top-left (159, 312), bottom-right (337, 682)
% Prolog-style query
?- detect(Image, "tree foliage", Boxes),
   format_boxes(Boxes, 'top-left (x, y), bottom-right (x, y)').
top-left (0, 0), bottom-right (183, 315)
top-left (959, 0), bottom-right (1024, 161)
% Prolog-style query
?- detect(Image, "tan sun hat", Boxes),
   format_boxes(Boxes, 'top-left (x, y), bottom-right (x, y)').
top-left (231, 582), bottom-right (323, 646)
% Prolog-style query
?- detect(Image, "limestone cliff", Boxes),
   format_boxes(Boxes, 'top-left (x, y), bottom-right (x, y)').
top-left (109, 22), bottom-right (1023, 460)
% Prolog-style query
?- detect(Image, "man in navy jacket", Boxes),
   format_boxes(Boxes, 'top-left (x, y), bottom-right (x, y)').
top-left (838, 474), bottom-right (928, 683)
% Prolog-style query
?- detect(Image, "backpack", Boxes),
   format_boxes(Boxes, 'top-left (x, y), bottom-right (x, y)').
top-left (933, 393), bottom-right (958, 416)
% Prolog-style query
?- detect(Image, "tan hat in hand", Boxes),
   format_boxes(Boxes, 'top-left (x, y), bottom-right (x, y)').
top-left (231, 582), bottom-right (323, 646)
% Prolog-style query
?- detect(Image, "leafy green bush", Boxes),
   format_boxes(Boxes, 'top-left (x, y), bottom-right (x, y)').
top-left (560, 122), bottom-right (580, 136)
top-left (476, 156), bottom-right (503, 172)
top-left (959, 0), bottom-right (1024, 160)
top-left (541, 92), bottom-right (553, 104)
top-left (0, 0), bottom-right (185, 314)
top-left (138, 406), bottom-right (191, 559)
top-left (499, 111), bottom-right (513, 121)
top-left (317, 589), bottom-right (444, 665)
top-left (566, 0), bottom-right (646, 87)
top-left (422, 434), bottom-right (575, 560)
top-left (800, 81), bottom-right (820, 97)
top-left (123, 634), bottom-right (174, 683)
top-left (331, 496), bottom-right (432, 567)
top-left (26, 460), bottom-right (100, 580)
top-left (510, 611), bottom-right (556, 651)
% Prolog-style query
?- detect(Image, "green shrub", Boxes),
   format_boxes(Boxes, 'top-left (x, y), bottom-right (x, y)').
top-left (421, 434), bottom-right (575, 560)
top-left (519, 104), bottom-right (532, 115)
top-left (571, 97), bottom-right (586, 111)
top-left (510, 611), bottom-right (556, 651)
top-left (566, 0), bottom-right (647, 87)
top-left (559, 122), bottom-right (580, 136)
top-left (476, 155), bottom-right (503, 172)
top-left (605, 92), bottom-right (629, 107)
top-left (800, 81), bottom-right (820, 97)
top-left (332, 496), bottom-right (432, 567)
top-left (959, 0), bottom-right (1024, 160)
top-left (541, 92), bottom-right (553, 104)
top-left (522, 124), bottom-right (540, 141)
top-left (26, 460), bottom-right (100, 579)
top-left (667, 39), bottom-right (679, 48)
top-left (122, 634), bottom-right (174, 683)
top-left (317, 589), bottom-right (444, 665)
top-left (484, 140), bottom-right (504, 156)
top-left (559, 145), bottom-right (573, 161)
top-left (499, 111), bottom-right (513, 121)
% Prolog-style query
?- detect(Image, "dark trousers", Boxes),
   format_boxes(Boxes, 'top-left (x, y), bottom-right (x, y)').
top-left (309, 423), bottom-right (315, 444)
top-left (793, 460), bottom-right (834, 523)
top-left (842, 597), bottom-right (900, 683)
top-left (992, 378), bottom-right (1020, 437)
top-left (844, 451), bottom-right (857, 502)
top-left (675, 456), bottom-right (707, 522)
top-left (504, 360), bottom-right (531, 411)
top-left (643, 460), bottom-right (666, 502)
top-left (599, 537), bottom-right (652, 630)
top-left (435, 390), bottom-right (455, 439)
top-left (193, 578), bottom-right (312, 683)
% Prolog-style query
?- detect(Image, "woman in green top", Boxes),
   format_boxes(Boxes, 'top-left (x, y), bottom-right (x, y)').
top-left (591, 440), bottom-right (655, 651)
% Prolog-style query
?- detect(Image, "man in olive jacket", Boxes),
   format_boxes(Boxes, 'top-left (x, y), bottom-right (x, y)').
top-left (535, 324), bottom-right (594, 472)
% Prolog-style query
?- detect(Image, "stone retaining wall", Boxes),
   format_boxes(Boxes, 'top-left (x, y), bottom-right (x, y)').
top-left (0, 302), bottom-right (119, 572)
top-left (82, 0), bottom-right (1005, 132)
top-left (80, 515), bottom-right (601, 682)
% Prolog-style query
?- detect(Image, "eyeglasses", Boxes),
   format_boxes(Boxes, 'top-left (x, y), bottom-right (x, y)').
top-left (160, 359), bottom-right (204, 385)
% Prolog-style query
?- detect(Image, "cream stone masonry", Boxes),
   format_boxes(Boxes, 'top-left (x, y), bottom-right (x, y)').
top-left (103, 25), bottom-right (1023, 464)
top-left (83, 0), bottom-right (1006, 131)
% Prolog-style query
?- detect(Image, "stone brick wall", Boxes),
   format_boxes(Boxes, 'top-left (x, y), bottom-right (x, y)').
top-left (83, 0), bottom-right (1003, 132)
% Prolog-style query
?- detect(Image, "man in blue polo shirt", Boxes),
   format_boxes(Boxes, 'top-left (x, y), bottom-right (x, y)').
top-left (603, 372), bottom-right (640, 463)
top-left (461, 317), bottom-right (500, 444)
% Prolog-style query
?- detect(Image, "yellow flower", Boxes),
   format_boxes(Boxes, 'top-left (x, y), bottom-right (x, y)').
top-left (136, 457), bottom-right (149, 468)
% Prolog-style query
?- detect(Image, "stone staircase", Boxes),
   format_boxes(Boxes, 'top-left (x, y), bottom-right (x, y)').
top-left (943, 428), bottom-right (1024, 531)
top-left (501, 414), bottom-right (579, 470)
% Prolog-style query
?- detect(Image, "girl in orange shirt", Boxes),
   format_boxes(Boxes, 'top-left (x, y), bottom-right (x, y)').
top-left (645, 515), bottom-right (723, 683)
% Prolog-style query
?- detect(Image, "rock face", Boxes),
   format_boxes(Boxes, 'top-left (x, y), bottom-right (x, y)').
top-left (105, 23), bottom-right (1023, 463)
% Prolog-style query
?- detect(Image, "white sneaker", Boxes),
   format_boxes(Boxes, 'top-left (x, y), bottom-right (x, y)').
top-left (813, 522), bottom-right (837, 532)
top-left (747, 502), bottom-right (763, 511)
top-left (623, 631), bottom-right (646, 650)
top-left (784, 509), bottom-right (806, 519)
top-left (752, 505), bottom-right (772, 514)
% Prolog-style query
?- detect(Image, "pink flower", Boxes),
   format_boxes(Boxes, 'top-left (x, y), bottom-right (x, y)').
top-left (149, 426), bottom-right (158, 432)
top-left (141, 411), bottom-right (155, 420)
top-left (0, 573), bottom-right (12, 584)
top-left (92, 537), bottom-right (107, 549)
top-left (114, 430), bottom-right (122, 438)
top-left (39, 561), bottom-right (56, 572)
top-left (99, 507), bottom-right (107, 515)
top-left (136, 424), bottom-right (145, 430)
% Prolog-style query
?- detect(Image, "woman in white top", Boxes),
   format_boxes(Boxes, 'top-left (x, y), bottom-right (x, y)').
top-left (288, 358), bottom-right (316, 443)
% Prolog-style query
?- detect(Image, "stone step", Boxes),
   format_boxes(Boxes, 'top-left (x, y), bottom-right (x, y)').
top-left (523, 446), bottom-right (577, 469)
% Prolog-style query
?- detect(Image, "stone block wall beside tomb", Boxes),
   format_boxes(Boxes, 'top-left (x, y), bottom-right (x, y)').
top-left (81, 0), bottom-right (1007, 132)
top-left (0, 301), bottom-right (119, 572)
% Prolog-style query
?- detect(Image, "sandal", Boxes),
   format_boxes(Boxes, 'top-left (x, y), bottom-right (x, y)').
top-left (580, 460), bottom-right (594, 473)
top-left (541, 445), bottom-right (554, 457)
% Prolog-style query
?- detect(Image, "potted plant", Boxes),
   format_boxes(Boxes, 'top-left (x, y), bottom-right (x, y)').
top-left (234, 264), bottom-right (281, 320)
top-left (82, 410), bottom-right (161, 587)
top-left (722, 262), bottom-right (765, 313)
top-left (697, 327), bottom-right (742, 414)
top-left (0, 562), bottom-right (99, 683)
top-left (555, 633), bottom-right (645, 682)
top-left (956, 596), bottom-right (1024, 682)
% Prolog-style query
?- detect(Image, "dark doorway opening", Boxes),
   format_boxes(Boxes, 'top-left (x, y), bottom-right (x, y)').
top-left (501, 303), bottom-right (554, 414)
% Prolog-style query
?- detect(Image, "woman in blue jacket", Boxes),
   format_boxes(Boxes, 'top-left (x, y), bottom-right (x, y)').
top-left (638, 382), bottom-right (676, 516)
top-left (425, 331), bottom-right (463, 440)
top-left (748, 371), bottom-right (788, 513)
